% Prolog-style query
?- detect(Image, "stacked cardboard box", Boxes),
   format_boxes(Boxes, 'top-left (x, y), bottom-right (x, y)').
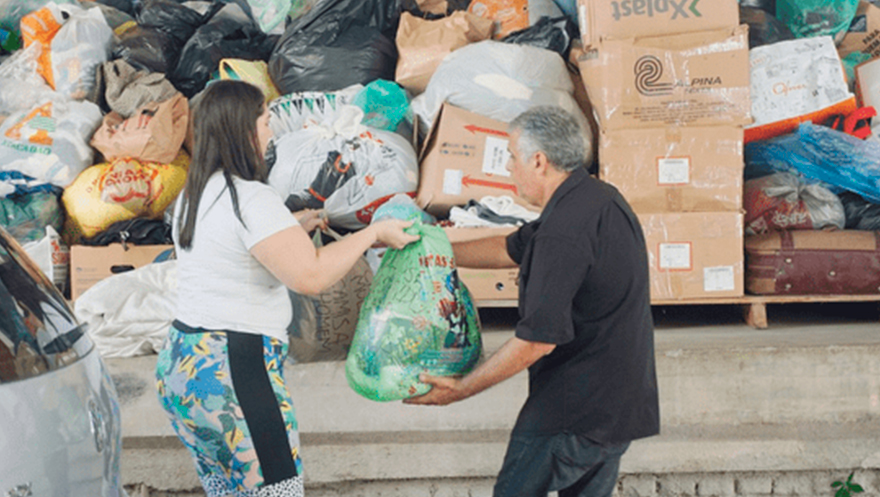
top-left (577, 1), bottom-right (749, 300)
top-left (417, 105), bottom-right (530, 302)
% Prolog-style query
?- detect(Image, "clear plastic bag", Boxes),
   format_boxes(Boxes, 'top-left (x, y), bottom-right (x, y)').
top-left (776, 0), bottom-right (859, 40)
top-left (345, 221), bottom-right (481, 402)
top-left (411, 40), bottom-right (589, 134)
top-left (743, 171), bottom-right (845, 234)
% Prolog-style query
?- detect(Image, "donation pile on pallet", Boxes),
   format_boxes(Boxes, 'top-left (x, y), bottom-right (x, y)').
top-left (2, 0), bottom-right (880, 330)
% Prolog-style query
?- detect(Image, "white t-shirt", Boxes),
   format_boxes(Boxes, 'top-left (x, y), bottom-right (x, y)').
top-left (173, 172), bottom-right (298, 341)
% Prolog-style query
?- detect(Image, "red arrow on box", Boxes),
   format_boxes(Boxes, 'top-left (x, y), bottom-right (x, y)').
top-left (464, 124), bottom-right (509, 137)
top-left (462, 175), bottom-right (518, 193)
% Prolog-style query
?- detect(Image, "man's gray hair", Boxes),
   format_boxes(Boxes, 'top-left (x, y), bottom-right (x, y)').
top-left (509, 106), bottom-right (591, 173)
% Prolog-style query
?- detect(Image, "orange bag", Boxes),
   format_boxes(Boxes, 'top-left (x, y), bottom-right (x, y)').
top-left (90, 94), bottom-right (189, 165)
top-left (20, 4), bottom-right (64, 90)
top-left (467, 0), bottom-right (528, 39)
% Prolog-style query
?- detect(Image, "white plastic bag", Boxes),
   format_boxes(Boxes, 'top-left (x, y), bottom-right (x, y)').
top-left (0, 98), bottom-right (103, 187)
top-left (269, 108), bottom-right (419, 230)
top-left (267, 84), bottom-right (363, 140)
top-left (22, 225), bottom-right (68, 294)
top-left (21, 2), bottom-right (114, 99)
top-left (411, 40), bottom-right (589, 132)
top-left (0, 43), bottom-right (57, 118)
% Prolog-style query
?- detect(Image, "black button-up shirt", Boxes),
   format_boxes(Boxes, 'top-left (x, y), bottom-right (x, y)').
top-left (506, 168), bottom-right (660, 444)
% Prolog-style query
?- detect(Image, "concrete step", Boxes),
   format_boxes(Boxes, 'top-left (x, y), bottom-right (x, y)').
top-left (111, 303), bottom-right (880, 493)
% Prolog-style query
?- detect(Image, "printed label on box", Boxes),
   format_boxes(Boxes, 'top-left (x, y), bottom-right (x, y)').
top-left (657, 157), bottom-right (690, 185)
top-left (704, 265), bottom-right (736, 292)
top-left (482, 136), bottom-right (511, 177)
top-left (443, 169), bottom-right (464, 195)
top-left (659, 242), bottom-right (691, 270)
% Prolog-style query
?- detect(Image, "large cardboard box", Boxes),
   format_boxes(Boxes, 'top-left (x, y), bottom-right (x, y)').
top-left (70, 244), bottom-right (173, 300)
top-left (638, 212), bottom-right (744, 300)
top-left (418, 103), bottom-right (530, 217)
top-left (600, 126), bottom-right (744, 212)
top-left (578, 25), bottom-right (751, 131)
top-left (577, 0), bottom-right (740, 48)
top-left (443, 226), bottom-right (519, 302)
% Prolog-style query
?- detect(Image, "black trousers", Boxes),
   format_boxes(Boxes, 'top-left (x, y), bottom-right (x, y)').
top-left (494, 432), bottom-right (630, 497)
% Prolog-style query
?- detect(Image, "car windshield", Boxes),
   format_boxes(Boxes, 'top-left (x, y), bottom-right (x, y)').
top-left (0, 229), bottom-right (93, 383)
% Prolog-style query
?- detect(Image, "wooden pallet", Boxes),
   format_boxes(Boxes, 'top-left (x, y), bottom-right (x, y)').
top-left (654, 294), bottom-right (880, 329)
top-left (476, 295), bottom-right (880, 329)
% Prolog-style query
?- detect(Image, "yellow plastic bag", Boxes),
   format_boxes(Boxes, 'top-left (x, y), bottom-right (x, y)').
top-left (62, 151), bottom-right (189, 241)
top-left (218, 59), bottom-right (281, 104)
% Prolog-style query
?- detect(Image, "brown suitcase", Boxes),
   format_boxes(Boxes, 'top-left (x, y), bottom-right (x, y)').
top-left (745, 230), bottom-right (880, 295)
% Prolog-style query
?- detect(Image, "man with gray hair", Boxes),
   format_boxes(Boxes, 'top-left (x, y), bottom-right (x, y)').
top-left (406, 106), bottom-right (660, 497)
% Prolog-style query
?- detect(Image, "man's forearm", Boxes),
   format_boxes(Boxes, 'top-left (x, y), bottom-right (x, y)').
top-left (452, 236), bottom-right (518, 269)
top-left (459, 337), bottom-right (556, 399)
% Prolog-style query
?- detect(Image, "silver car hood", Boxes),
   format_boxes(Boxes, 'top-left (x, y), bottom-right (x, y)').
top-left (0, 347), bottom-right (125, 497)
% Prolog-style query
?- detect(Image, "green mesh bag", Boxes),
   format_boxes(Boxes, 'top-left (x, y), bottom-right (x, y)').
top-left (345, 222), bottom-right (481, 401)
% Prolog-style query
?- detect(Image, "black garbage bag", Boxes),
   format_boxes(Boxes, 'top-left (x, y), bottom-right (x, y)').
top-left (283, 0), bottom-right (400, 37)
top-left (113, 26), bottom-right (179, 74)
top-left (136, 0), bottom-right (208, 46)
top-left (400, 0), bottom-right (471, 19)
top-left (841, 192), bottom-right (880, 231)
top-left (171, 2), bottom-right (275, 97)
top-left (739, 0), bottom-right (775, 14)
top-left (270, 26), bottom-right (397, 94)
top-left (268, 0), bottom-right (400, 94)
top-left (94, 0), bottom-right (136, 16)
top-left (501, 15), bottom-right (577, 61)
top-left (81, 217), bottom-right (173, 246)
top-left (740, 5), bottom-right (795, 48)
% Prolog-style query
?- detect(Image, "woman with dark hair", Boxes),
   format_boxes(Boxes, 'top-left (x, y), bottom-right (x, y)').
top-left (155, 80), bottom-right (418, 496)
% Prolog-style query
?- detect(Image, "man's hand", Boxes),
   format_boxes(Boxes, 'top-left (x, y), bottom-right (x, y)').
top-left (403, 337), bottom-right (554, 407)
top-left (404, 373), bottom-right (467, 406)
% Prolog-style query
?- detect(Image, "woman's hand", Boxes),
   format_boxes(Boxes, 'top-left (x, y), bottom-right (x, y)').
top-left (371, 219), bottom-right (420, 249)
top-left (294, 209), bottom-right (328, 234)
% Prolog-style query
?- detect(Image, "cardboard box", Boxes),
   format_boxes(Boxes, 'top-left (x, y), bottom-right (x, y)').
top-left (578, 25), bottom-right (751, 131)
top-left (599, 126), bottom-right (744, 212)
top-left (418, 103), bottom-right (534, 217)
top-left (838, 1), bottom-right (880, 60)
top-left (577, 0), bottom-right (740, 48)
top-left (70, 244), bottom-right (173, 300)
top-left (443, 226), bottom-right (519, 302)
top-left (638, 212), bottom-right (744, 300)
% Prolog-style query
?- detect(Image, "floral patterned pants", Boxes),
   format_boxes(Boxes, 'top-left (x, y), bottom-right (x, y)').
top-left (156, 321), bottom-right (304, 496)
